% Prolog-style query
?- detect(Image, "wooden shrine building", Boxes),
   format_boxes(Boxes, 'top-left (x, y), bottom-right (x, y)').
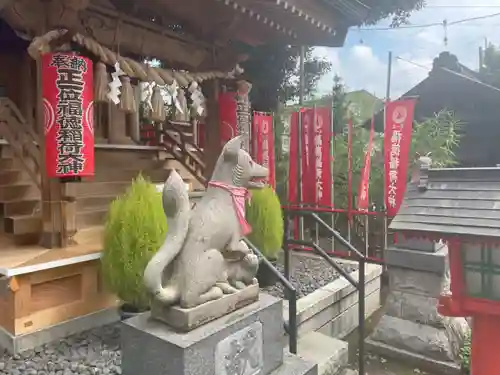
top-left (0, 0), bottom-right (409, 352)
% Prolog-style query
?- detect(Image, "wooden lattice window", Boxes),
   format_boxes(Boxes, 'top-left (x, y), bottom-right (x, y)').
top-left (462, 242), bottom-right (500, 300)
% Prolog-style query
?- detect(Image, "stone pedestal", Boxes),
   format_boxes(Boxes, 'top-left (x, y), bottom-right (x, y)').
top-left (366, 242), bottom-right (468, 375)
top-left (121, 293), bottom-right (317, 375)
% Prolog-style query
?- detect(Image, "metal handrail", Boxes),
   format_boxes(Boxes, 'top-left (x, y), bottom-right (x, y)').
top-left (283, 208), bottom-right (367, 375)
top-left (243, 237), bottom-right (298, 354)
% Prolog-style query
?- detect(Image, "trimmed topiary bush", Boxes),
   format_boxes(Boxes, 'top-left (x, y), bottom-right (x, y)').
top-left (246, 186), bottom-right (284, 260)
top-left (101, 174), bottom-right (168, 312)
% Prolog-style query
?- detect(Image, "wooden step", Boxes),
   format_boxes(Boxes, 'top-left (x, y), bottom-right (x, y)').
top-left (0, 144), bottom-right (15, 158)
top-left (67, 181), bottom-right (132, 198)
top-left (91, 168), bottom-right (169, 183)
top-left (76, 208), bottom-right (108, 228)
top-left (0, 170), bottom-right (25, 184)
top-left (0, 157), bottom-right (36, 171)
top-left (4, 214), bottom-right (41, 235)
top-left (1, 198), bottom-right (40, 216)
top-left (77, 195), bottom-right (116, 210)
top-left (0, 184), bottom-right (39, 201)
top-left (72, 225), bottom-right (103, 245)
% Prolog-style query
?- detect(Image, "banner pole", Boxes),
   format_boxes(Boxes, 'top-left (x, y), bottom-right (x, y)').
top-left (298, 46), bottom-right (305, 243)
top-left (330, 99), bottom-right (335, 252)
top-left (272, 111), bottom-right (276, 189)
top-left (347, 118), bottom-right (353, 245)
top-left (383, 51), bottom-right (392, 265)
top-left (313, 103), bottom-right (319, 245)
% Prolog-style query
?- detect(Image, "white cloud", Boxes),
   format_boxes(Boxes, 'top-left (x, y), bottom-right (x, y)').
top-left (314, 0), bottom-right (500, 99)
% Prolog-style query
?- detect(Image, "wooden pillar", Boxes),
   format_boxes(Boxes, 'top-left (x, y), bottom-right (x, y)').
top-left (203, 79), bottom-right (221, 179)
top-left (128, 84), bottom-right (142, 143)
top-left (35, 0), bottom-right (91, 248)
top-left (108, 105), bottom-right (134, 144)
top-left (35, 60), bottom-right (66, 248)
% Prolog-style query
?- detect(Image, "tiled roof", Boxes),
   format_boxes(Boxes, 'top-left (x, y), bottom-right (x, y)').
top-left (390, 165), bottom-right (500, 239)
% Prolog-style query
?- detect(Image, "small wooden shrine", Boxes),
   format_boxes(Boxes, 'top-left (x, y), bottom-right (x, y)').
top-left (391, 162), bottom-right (500, 375)
top-left (0, 0), bottom-right (387, 352)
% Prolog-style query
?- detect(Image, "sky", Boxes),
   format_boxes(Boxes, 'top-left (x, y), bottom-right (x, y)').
top-left (313, 0), bottom-right (500, 99)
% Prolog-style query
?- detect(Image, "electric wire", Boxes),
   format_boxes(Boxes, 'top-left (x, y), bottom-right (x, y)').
top-left (358, 11), bottom-right (500, 31)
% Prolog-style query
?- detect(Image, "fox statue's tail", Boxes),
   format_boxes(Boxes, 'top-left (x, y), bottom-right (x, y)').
top-left (143, 170), bottom-right (190, 305)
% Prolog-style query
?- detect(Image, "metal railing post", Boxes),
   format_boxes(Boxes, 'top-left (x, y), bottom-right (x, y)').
top-left (284, 212), bottom-right (291, 281)
top-left (358, 257), bottom-right (366, 375)
top-left (289, 290), bottom-right (298, 354)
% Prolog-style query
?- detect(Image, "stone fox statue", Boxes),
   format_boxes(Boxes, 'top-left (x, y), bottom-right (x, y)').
top-left (143, 136), bottom-right (268, 308)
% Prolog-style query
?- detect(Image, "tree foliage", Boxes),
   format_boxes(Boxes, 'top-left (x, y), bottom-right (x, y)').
top-left (480, 43), bottom-right (500, 88)
top-left (242, 1), bottom-right (426, 113)
top-left (275, 76), bottom-right (462, 213)
top-left (243, 45), bottom-right (332, 111)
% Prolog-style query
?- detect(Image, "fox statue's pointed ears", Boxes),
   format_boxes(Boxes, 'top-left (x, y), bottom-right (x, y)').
top-left (223, 135), bottom-right (247, 160)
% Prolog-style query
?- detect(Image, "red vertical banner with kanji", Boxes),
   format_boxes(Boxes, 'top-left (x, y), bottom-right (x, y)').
top-left (218, 92), bottom-right (238, 146)
top-left (357, 115), bottom-right (375, 210)
top-left (301, 108), bottom-right (316, 205)
top-left (42, 52), bottom-right (94, 178)
top-left (288, 112), bottom-right (299, 239)
top-left (384, 98), bottom-right (417, 216)
top-left (312, 107), bottom-right (332, 206)
top-left (252, 112), bottom-right (276, 188)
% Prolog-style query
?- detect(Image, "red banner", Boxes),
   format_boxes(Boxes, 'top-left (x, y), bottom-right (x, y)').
top-left (301, 108), bottom-right (316, 205)
top-left (384, 98), bottom-right (417, 216)
top-left (288, 108), bottom-right (333, 206)
top-left (288, 112), bottom-right (299, 205)
top-left (42, 52), bottom-right (94, 178)
top-left (288, 112), bottom-right (300, 239)
top-left (357, 116), bottom-right (375, 210)
top-left (252, 112), bottom-right (276, 188)
top-left (312, 107), bottom-right (332, 206)
top-left (218, 92), bottom-right (238, 146)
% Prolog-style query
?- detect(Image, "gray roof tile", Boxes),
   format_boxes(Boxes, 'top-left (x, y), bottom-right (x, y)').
top-left (390, 166), bottom-right (500, 239)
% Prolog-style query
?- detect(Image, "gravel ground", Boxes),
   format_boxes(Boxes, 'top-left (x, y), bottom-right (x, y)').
top-left (1, 256), bottom-right (356, 374)
top-left (261, 255), bottom-right (358, 299)
top-left (0, 324), bottom-right (122, 375)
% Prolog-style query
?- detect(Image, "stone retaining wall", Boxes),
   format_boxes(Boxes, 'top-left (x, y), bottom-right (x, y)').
top-left (283, 261), bottom-right (383, 340)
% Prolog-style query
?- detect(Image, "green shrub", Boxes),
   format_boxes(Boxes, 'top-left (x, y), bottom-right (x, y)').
top-left (101, 175), bottom-right (168, 311)
top-left (459, 329), bottom-right (471, 374)
top-left (246, 187), bottom-right (284, 260)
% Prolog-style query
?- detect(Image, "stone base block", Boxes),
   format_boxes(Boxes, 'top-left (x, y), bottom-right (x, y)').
top-left (384, 290), bottom-right (442, 328)
top-left (151, 284), bottom-right (259, 332)
top-left (0, 307), bottom-right (119, 354)
top-left (365, 340), bottom-right (460, 375)
top-left (385, 246), bottom-right (448, 274)
top-left (367, 315), bottom-right (460, 374)
top-left (271, 352), bottom-right (318, 375)
top-left (296, 332), bottom-right (347, 375)
top-left (122, 293), bottom-right (285, 375)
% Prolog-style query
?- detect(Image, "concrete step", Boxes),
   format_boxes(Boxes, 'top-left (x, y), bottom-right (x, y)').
top-left (4, 214), bottom-right (41, 235)
top-left (293, 332), bottom-right (348, 375)
top-left (0, 183), bottom-right (39, 202)
top-left (270, 351), bottom-right (318, 375)
top-left (1, 198), bottom-right (40, 216)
